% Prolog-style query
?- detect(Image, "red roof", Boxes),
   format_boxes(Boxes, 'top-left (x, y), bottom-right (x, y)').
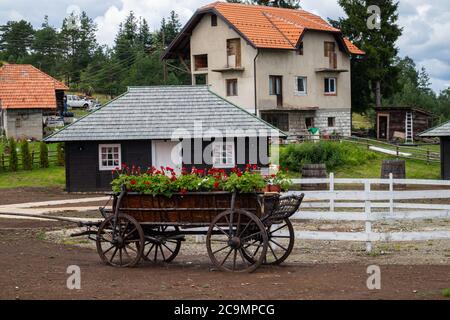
top-left (0, 64), bottom-right (68, 110)
top-left (164, 1), bottom-right (364, 58)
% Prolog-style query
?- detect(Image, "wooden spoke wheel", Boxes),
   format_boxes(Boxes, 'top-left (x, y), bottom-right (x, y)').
top-left (242, 218), bottom-right (295, 265)
top-left (96, 214), bottom-right (145, 268)
top-left (206, 209), bottom-right (268, 273)
top-left (142, 226), bottom-right (182, 263)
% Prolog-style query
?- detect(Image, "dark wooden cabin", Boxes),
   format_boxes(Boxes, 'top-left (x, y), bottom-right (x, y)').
top-left (45, 86), bottom-right (285, 192)
top-left (420, 121), bottom-right (450, 180)
top-left (375, 107), bottom-right (433, 142)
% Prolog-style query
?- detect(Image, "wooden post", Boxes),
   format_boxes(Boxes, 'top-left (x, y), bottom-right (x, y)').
top-left (389, 173), bottom-right (394, 215)
top-left (1, 153), bottom-right (4, 171)
top-left (364, 181), bottom-right (372, 253)
top-left (31, 151), bottom-right (35, 168)
top-left (427, 149), bottom-right (430, 165)
top-left (329, 172), bottom-right (335, 212)
top-left (396, 146), bottom-right (399, 158)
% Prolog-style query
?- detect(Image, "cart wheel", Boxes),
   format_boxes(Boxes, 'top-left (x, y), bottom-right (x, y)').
top-left (242, 218), bottom-right (295, 265)
top-left (96, 214), bottom-right (144, 267)
top-left (206, 209), bottom-right (268, 273)
top-left (143, 226), bottom-right (181, 263)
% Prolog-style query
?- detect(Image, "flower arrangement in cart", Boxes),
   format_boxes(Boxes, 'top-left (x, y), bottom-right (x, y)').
top-left (111, 164), bottom-right (292, 196)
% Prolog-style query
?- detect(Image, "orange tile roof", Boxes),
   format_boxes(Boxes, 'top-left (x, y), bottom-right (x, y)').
top-left (197, 1), bottom-right (364, 54)
top-left (0, 64), bottom-right (68, 110)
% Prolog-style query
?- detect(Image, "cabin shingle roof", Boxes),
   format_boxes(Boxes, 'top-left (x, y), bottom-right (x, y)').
top-left (45, 86), bottom-right (285, 142)
top-left (420, 120), bottom-right (450, 137)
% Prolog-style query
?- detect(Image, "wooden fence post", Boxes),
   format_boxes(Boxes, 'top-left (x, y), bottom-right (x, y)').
top-left (329, 172), bottom-right (335, 212)
top-left (389, 173), bottom-right (394, 215)
top-left (364, 181), bottom-right (372, 253)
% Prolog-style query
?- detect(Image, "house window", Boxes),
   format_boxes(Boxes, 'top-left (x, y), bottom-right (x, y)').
top-left (269, 75), bottom-right (283, 107)
top-left (297, 42), bottom-right (304, 55)
top-left (212, 141), bottom-right (235, 168)
top-left (99, 144), bottom-right (121, 171)
top-left (324, 41), bottom-right (336, 57)
top-left (227, 38), bottom-right (241, 68)
top-left (296, 77), bottom-right (307, 95)
top-left (305, 117), bottom-right (314, 129)
top-left (325, 78), bottom-right (337, 94)
top-left (211, 14), bottom-right (218, 27)
top-left (226, 79), bottom-right (238, 96)
top-left (261, 112), bottom-right (289, 132)
top-left (328, 117), bottom-right (336, 127)
top-left (194, 54), bottom-right (208, 71)
top-left (194, 74), bottom-right (207, 85)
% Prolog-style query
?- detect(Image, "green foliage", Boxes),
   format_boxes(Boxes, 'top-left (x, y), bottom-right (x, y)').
top-left (442, 288), bottom-right (450, 298)
top-left (20, 140), bottom-right (32, 170)
top-left (8, 138), bottom-right (18, 172)
top-left (56, 143), bottom-right (65, 166)
top-left (39, 142), bottom-right (49, 168)
top-left (0, 20), bottom-right (34, 61)
top-left (111, 165), bottom-right (267, 196)
top-left (280, 141), bottom-right (377, 173)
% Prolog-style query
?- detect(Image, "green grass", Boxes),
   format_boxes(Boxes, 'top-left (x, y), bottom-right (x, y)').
top-left (276, 141), bottom-right (441, 179)
top-left (352, 113), bottom-right (373, 130)
top-left (442, 288), bottom-right (450, 298)
top-left (0, 166), bottom-right (65, 189)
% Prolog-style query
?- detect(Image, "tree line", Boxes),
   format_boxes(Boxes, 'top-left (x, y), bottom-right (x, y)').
top-left (0, 10), bottom-right (188, 97)
top-left (1, 0), bottom-right (449, 122)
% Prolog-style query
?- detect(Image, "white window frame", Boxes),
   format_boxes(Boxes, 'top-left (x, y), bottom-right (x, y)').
top-left (295, 76), bottom-right (307, 95)
top-left (212, 141), bottom-right (235, 168)
top-left (325, 77), bottom-right (337, 94)
top-left (98, 144), bottom-right (121, 171)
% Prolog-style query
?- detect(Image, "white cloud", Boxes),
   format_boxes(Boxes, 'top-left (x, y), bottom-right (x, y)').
top-left (94, 0), bottom-right (210, 46)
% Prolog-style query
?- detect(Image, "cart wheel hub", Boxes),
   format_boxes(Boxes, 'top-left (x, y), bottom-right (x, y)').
top-left (228, 236), bottom-right (241, 249)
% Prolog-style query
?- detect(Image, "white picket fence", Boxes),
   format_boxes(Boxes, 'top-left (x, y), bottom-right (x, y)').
top-left (285, 174), bottom-right (450, 252)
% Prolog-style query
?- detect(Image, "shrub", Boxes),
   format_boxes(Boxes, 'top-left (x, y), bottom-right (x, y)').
top-left (20, 140), bottom-right (33, 170)
top-left (280, 141), bottom-right (377, 173)
top-left (56, 143), bottom-right (65, 166)
top-left (8, 138), bottom-right (18, 172)
top-left (39, 142), bottom-right (49, 168)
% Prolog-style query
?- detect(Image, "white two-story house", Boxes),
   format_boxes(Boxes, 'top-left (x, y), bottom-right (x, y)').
top-left (163, 1), bottom-right (364, 137)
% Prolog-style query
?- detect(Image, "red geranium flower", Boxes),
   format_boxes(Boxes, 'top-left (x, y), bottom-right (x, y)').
top-left (130, 180), bottom-right (137, 185)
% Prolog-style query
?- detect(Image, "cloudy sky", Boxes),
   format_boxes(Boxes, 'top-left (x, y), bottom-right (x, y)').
top-left (1, 0), bottom-right (449, 92)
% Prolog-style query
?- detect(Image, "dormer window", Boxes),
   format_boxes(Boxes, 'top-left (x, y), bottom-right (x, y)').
top-left (297, 42), bottom-right (304, 55)
top-left (211, 14), bottom-right (218, 27)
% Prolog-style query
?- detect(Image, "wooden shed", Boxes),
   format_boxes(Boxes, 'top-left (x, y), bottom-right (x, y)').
top-left (420, 121), bottom-right (450, 180)
top-left (375, 107), bottom-right (433, 143)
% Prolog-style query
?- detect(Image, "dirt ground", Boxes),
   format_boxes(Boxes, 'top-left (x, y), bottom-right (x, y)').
top-left (0, 188), bottom-right (449, 300)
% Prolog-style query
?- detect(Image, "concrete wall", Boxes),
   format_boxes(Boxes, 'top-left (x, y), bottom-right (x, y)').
top-left (190, 13), bottom-right (257, 113)
top-left (3, 109), bottom-right (43, 140)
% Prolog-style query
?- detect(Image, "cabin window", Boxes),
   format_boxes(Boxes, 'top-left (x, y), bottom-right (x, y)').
top-left (99, 144), bottom-right (121, 171)
top-left (324, 41), bottom-right (336, 57)
top-left (226, 38), bottom-right (241, 68)
top-left (328, 117), bottom-right (336, 127)
top-left (261, 112), bottom-right (289, 132)
top-left (212, 141), bottom-right (235, 168)
top-left (211, 14), bottom-right (218, 27)
top-left (324, 78), bottom-right (337, 94)
top-left (194, 54), bottom-right (208, 71)
top-left (226, 79), bottom-right (238, 96)
top-left (305, 117), bottom-right (314, 129)
top-left (296, 76), bottom-right (307, 95)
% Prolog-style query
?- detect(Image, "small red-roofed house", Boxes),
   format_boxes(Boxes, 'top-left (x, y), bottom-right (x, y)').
top-left (0, 64), bottom-right (68, 140)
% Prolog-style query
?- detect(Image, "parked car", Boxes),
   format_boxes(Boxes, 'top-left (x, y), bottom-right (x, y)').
top-left (87, 102), bottom-right (102, 112)
top-left (66, 95), bottom-right (94, 109)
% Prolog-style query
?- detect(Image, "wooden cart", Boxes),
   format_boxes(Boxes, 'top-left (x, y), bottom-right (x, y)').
top-left (95, 190), bottom-right (304, 272)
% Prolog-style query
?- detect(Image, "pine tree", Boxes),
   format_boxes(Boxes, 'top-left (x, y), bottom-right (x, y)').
top-left (21, 140), bottom-right (32, 170)
top-left (39, 141), bottom-right (49, 168)
top-left (8, 138), bottom-right (18, 172)
top-left (330, 0), bottom-right (402, 112)
top-left (0, 20), bottom-right (35, 61)
top-left (30, 16), bottom-right (61, 75)
top-left (57, 143), bottom-right (65, 166)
